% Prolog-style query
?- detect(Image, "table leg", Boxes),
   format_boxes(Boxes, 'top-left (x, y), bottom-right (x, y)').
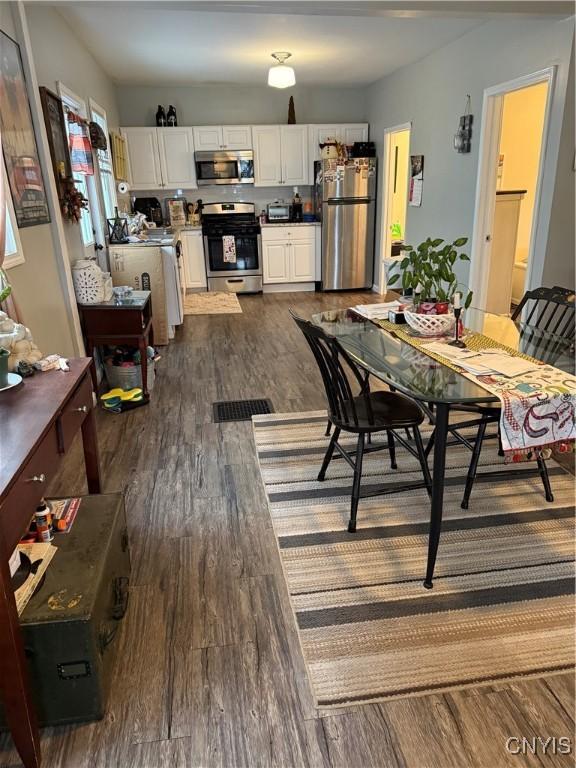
top-left (0, 537), bottom-right (41, 768)
top-left (138, 337), bottom-right (148, 396)
top-left (424, 402), bottom-right (450, 589)
top-left (82, 405), bottom-right (102, 494)
top-left (86, 341), bottom-right (97, 392)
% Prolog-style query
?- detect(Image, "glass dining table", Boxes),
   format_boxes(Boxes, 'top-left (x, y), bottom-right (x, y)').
top-left (311, 305), bottom-right (575, 588)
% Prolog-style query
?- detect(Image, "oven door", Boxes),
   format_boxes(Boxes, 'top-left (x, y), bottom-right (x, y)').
top-left (204, 232), bottom-right (262, 277)
top-left (195, 151), bottom-right (254, 186)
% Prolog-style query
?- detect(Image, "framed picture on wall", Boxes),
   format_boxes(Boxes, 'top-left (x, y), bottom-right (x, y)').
top-left (0, 30), bottom-right (50, 227)
top-left (39, 86), bottom-right (72, 201)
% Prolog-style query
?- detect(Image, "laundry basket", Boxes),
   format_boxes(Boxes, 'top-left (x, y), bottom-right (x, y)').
top-left (105, 359), bottom-right (155, 391)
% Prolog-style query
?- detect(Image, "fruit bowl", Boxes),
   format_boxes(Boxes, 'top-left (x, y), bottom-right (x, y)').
top-left (404, 307), bottom-right (455, 337)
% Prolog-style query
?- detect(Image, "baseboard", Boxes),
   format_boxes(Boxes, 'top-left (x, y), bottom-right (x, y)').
top-left (263, 282), bottom-right (316, 293)
top-left (372, 283), bottom-right (383, 294)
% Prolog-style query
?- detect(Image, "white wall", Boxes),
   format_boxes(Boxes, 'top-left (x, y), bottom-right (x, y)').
top-left (367, 17), bottom-right (575, 291)
top-left (25, 5), bottom-right (119, 129)
top-left (117, 83), bottom-right (366, 127)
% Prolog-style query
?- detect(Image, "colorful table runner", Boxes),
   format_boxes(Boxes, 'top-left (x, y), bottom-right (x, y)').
top-left (373, 319), bottom-right (576, 462)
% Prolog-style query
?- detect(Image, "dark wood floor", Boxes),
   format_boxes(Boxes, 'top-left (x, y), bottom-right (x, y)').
top-left (1, 291), bottom-right (574, 768)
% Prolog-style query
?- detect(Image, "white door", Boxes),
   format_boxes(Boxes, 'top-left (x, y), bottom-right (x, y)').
top-left (182, 231), bottom-right (207, 289)
top-left (193, 126), bottom-right (223, 151)
top-left (158, 127), bottom-right (197, 188)
top-left (290, 238), bottom-right (316, 281)
top-left (252, 126), bottom-right (282, 186)
top-left (343, 124), bottom-right (369, 145)
top-left (281, 126), bottom-right (309, 186)
top-left (222, 126), bottom-right (252, 150)
top-left (263, 241), bottom-right (290, 283)
top-left (121, 127), bottom-right (162, 188)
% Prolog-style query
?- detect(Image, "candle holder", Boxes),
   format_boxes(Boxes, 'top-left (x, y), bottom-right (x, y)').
top-left (449, 306), bottom-right (466, 347)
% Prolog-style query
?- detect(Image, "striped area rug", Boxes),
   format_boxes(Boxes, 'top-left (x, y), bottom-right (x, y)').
top-left (252, 410), bottom-right (575, 707)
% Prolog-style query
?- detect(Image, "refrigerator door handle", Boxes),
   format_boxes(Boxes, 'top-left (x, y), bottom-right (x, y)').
top-left (325, 197), bottom-right (372, 205)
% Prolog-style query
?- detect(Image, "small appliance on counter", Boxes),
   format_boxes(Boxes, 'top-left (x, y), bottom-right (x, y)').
top-left (351, 141), bottom-right (376, 158)
top-left (267, 201), bottom-right (291, 222)
top-left (133, 197), bottom-right (163, 227)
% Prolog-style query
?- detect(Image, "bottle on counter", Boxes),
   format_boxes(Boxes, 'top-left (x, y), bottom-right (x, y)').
top-left (167, 105), bottom-right (178, 127)
top-left (155, 105), bottom-right (166, 127)
top-left (259, 209), bottom-right (267, 225)
top-left (291, 187), bottom-right (303, 222)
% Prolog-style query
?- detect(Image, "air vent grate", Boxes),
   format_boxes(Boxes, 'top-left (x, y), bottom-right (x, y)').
top-left (213, 399), bottom-right (274, 423)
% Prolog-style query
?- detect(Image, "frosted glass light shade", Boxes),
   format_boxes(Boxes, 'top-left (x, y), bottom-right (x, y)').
top-left (268, 64), bottom-right (295, 88)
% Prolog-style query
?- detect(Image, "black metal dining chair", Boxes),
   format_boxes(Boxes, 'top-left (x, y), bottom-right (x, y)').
top-left (512, 286), bottom-right (575, 338)
top-left (291, 310), bottom-right (432, 533)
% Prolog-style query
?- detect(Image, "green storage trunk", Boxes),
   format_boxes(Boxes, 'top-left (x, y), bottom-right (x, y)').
top-left (1, 493), bottom-right (130, 728)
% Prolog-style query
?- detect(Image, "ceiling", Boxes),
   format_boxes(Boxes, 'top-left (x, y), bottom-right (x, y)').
top-left (53, 1), bottom-right (573, 87)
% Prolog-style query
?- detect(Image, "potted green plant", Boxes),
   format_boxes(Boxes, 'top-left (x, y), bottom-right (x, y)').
top-left (388, 236), bottom-right (473, 313)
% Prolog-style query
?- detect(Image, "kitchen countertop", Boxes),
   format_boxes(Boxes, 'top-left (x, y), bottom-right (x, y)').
top-left (261, 221), bottom-right (320, 227)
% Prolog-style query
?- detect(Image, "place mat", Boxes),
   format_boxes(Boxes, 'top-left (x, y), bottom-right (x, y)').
top-left (252, 410), bottom-right (575, 708)
top-left (373, 318), bottom-right (576, 461)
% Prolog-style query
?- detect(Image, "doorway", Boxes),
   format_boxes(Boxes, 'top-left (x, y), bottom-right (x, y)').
top-left (378, 123), bottom-right (411, 295)
top-left (469, 68), bottom-right (554, 314)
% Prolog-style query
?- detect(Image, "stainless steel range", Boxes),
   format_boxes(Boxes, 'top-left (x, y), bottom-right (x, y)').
top-left (202, 202), bottom-right (262, 293)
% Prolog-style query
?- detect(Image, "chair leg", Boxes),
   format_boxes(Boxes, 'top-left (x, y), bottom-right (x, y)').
top-left (537, 456), bottom-right (554, 502)
top-left (348, 433), bottom-right (365, 533)
top-left (425, 428), bottom-right (435, 458)
top-left (413, 426), bottom-right (432, 496)
top-left (497, 428), bottom-right (504, 457)
top-left (325, 420), bottom-right (332, 437)
top-left (461, 420), bottom-right (488, 510)
top-left (405, 427), bottom-right (412, 441)
top-left (318, 427), bottom-right (340, 481)
top-left (386, 430), bottom-right (397, 470)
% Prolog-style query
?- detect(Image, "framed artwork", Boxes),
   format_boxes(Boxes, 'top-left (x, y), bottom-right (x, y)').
top-left (39, 86), bottom-right (71, 201)
top-left (0, 30), bottom-right (50, 227)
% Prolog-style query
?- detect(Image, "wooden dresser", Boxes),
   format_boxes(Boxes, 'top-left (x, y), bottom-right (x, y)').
top-left (0, 358), bottom-right (101, 768)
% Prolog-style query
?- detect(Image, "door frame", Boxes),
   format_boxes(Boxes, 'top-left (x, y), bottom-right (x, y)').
top-left (377, 121), bottom-right (412, 295)
top-left (469, 67), bottom-right (556, 311)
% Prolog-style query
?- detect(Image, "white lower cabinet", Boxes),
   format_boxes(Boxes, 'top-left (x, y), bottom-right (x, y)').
top-left (262, 227), bottom-right (316, 286)
top-left (181, 231), bottom-right (207, 289)
top-left (263, 241), bottom-right (291, 283)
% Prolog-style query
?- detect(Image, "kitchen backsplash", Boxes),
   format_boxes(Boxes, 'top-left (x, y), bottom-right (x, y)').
top-left (119, 185), bottom-right (314, 219)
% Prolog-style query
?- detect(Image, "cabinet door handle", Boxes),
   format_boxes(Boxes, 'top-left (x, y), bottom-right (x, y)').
top-left (75, 405), bottom-right (88, 413)
top-left (26, 474), bottom-right (45, 483)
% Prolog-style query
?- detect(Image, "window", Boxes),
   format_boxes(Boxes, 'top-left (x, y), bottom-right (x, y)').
top-left (57, 82), bottom-right (97, 251)
top-left (90, 100), bottom-right (117, 221)
top-left (3, 177), bottom-right (24, 269)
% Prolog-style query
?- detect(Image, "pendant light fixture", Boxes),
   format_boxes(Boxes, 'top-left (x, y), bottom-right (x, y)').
top-left (268, 52), bottom-right (296, 89)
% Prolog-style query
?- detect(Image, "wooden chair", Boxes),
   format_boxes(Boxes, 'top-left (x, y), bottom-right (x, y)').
top-left (291, 310), bottom-right (432, 533)
top-left (512, 286), bottom-right (575, 338)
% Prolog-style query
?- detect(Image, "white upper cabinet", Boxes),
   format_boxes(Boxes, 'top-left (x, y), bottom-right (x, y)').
top-left (252, 125), bottom-right (309, 187)
top-left (193, 126), bottom-right (222, 151)
top-left (121, 127), bottom-right (162, 188)
top-left (122, 126), bottom-right (196, 189)
top-left (222, 126), bottom-right (252, 150)
top-left (157, 127), bottom-right (197, 188)
top-left (252, 126), bottom-right (282, 186)
top-left (309, 123), bottom-right (369, 162)
top-left (193, 125), bottom-right (252, 151)
top-left (343, 124), bottom-right (369, 145)
top-left (281, 126), bottom-right (309, 187)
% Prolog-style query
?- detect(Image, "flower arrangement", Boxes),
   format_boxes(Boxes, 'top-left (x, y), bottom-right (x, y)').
top-left (61, 179), bottom-right (88, 223)
top-left (388, 236), bottom-right (473, 310)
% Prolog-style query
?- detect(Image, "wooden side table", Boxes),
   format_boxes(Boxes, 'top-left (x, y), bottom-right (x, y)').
top-left (77, 291), bottom-right (154, 395)
top-left (0, 359), bottom-right (101, 768)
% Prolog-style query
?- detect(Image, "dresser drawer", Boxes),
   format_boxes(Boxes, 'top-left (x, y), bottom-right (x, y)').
top-left (57, 374), bottom-right (93, 453)
top-left (1, 424), bottom-right (61, 552)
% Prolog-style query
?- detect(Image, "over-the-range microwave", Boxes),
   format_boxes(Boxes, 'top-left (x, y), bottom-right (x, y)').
top-left (195, 150), bottom-right (254, 186)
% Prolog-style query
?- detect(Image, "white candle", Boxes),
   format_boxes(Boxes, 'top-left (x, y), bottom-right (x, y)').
top-left (453, 292), bottom-right (461, 309)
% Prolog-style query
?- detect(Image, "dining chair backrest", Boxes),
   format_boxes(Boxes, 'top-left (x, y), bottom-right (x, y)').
top-left (290, 310), bottom-right (374, 428)
top-left (512, 286), bottom-right (575, 339)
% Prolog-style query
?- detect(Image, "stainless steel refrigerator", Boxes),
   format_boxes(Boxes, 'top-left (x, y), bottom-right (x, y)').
top-left (314, 157), bottom-right (377, 290)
